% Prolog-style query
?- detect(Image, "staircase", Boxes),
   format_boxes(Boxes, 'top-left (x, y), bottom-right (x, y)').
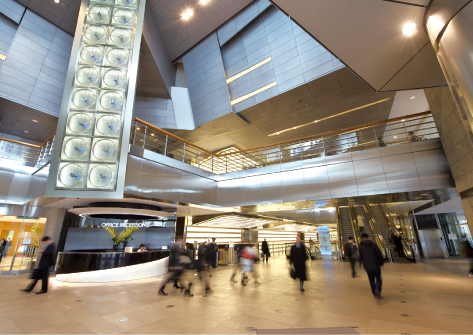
top-left (369, 205), bottom-right (402, 261)
top-left (340, 207), bottom-right (355, 246)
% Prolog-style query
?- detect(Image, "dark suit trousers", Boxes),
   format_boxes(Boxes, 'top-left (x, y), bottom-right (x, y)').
top-left (26, 267), bottom-right (49, 292)
top-left (366, 270), bottom-right (382, 295)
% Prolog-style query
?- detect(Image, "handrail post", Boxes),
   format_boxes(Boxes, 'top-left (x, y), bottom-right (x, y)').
top-left (182, 143), bottom-right (186, 162)
top-left (164, 135), bottom-right (168, 156)
top-left (143, 125), bottom-right (147, 149)
top-left (198, 149), bottom-right (201, 168)
top-left (372, 124), bottom-right (378, 148)
top-left (259, 149), bottom-right (262, 168)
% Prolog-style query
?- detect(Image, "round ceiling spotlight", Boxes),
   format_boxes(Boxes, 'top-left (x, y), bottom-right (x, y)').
top-left (402, 22), bottom-right (416, 35)
top-left (182, 8), bottom-right (193, 20)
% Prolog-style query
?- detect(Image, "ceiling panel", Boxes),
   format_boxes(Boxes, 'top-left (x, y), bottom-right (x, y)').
top-left (168, 67), bottom-right (395, 152)
top-left (0, 97), bottom-right (57, 142)
top-left (271, 0), bottom-right (446, 91)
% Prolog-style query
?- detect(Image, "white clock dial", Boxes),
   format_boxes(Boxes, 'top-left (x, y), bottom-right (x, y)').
top-left (89, 164), bottom-right (114, 188)
top-left (59, 163), bottom-right (85, 187)
top-left (84, 25), bottom-right (108, 44)
top-left (67, 112), bottom-right (93, 134)
top-left (92, 139), bottom-right (117, 161)
top-left (112, 9), bottom-right (135, 26)
top-left (76, 66), bottom-right (100, 86)
top-left (63, 137), bottom-right (89, 160)
top-left (72, 89), bottom-right (96, 109)
top-left (109, 27), bottom-right (132, 46)
top-left (95, 114), bottom-right (121, 136)
top-left (106, 48), bottom-right (129, 67)
top-left (100, 90), bottom-right (124, 111)
top-left (115, 0), bottom-right (137, 7)
top-left (79, 45), bottom-right (104, 65)
top-left (102, 68), bottom-right (126, 89)
top-left (87, 6), bottom-right (111, 24)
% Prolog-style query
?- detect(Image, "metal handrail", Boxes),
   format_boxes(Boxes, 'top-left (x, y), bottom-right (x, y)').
top-left (131, 112), bottom-right (439, 175)
top-left (378, 203), bottom-right (415, 261)
top-left (336, 206), bottom-right (343, 257)
top-left (363, 205), bottom-right (387, 259)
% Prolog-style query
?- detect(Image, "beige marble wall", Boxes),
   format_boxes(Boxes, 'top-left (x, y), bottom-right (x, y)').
top-left (425, 87), bottom-right (473, 232)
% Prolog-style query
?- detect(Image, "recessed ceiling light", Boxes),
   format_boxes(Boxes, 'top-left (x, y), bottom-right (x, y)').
top-left (54, 0), bottom-right (60, 3)
top-left (402, 22), bottom-right (416, 35)
top-left (200, 0), bottom-right (208, 4)
top-left (410, 96), bottom-right (415, 100)
top-left (136, 127), bottom-right (140, 130)
top-left (24, 130), bottom-right (29, 133)
top-left (151, 133), bottom-right (154, 136)
top-left (32, 119), bottom-right (38, 122)
top-left (182, 8), bottom-right (193, 20)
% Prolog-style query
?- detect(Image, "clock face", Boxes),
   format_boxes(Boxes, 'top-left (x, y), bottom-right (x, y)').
top-left (59, 163), bottom-right (85, 187)
top-left (88, 164), bottom-right (114, 188)
top-left (102, 68), bottom-right (127, 89)
top-left (71, 89), bottom-right (96, 110)
top-left (109, 27), bottom-right (132, 46)
top-left (84, 25), bottom-right (108, 44)
top-left (100, 90), bottom-right (124, 111)
top-left (105, 48), bottom-right (129, 67)
top-left (112, 8), bottom-right (135, 26)
top-left (79, 45), bottom-right (104, 65)
top-left (76, 66), bottom-right (101, 86)
top-left (115, 0), bottom-right (137, 7)
top-left (91, 0), bottom-right (113, 4)
top-left (63, 137), bottom-right (89, 160)
top-left (67, 112), bottom-right (93, 134)
top-left (87, 6), bottom-right (111, 24)
top-left (95, 114), bottom-right (121, 136)
top-left (92, 139), bottom-right (117, 161)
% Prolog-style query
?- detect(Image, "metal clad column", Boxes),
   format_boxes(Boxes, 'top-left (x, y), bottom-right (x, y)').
top-left (424, 0), bottom-right (473, 235)
top-left (46, 0), bottom-right (146, 198)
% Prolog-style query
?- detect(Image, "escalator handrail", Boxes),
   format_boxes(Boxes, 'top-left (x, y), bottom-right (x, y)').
top-left (363, 205), bottom-right (387, 259)
top-left (336, 206), bottom-right (343, 249)
top-left (348, 205), bottom-right (361, 245)
top-left (377, 204), bottom-right (415, 261)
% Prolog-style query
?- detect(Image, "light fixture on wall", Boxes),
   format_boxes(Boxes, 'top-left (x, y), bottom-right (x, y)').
top-left (402, 22), bottom-right (416, 35)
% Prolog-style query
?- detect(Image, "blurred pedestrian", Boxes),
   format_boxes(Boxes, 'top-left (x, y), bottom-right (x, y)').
top-left (344, 236), bottom-right (358, 278)
top-left (261, 239), bottom-right (270, 262)
top-left (4, 237), bottom-right (11, 257)
top-left (0, 239), bottom-right (5, 264)
top-left (393, 232), bottom-right (403, 258)
top-left (209, 238), bottom-right (217, 276)
top-left (240, 244), bottom-right (258, 286)
top-left (196, 242), bottom-right (212, 294)
top-left (290, 236), bottom-right (308, 292)
top-left (357, 214), bottom-right (365, 233)
top-left (158, 238), bottom-right (193, 297)
top-left (21, 236), bottom-right (55, 294)
top-left (358, 233), bottom-right (384, 298)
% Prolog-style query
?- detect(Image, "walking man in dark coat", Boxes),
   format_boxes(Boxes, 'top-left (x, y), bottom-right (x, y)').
top-left (393, 232), bottom-right (404, 258)
top-left (290, 235), bottom-right (309, 292)
top-left (261, 239), bottom-right (270, 262)
top-left (22, 236), bottom-right (55, 294)
top-left (358, 233), bottom-right (384, 298)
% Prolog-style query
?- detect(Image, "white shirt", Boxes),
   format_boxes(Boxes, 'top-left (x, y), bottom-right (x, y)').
top-left (357, 215), bottom-right (365, 227)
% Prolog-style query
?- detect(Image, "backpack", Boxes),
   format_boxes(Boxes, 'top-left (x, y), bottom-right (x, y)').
top-left (344, 242), bottom-right (352, 257)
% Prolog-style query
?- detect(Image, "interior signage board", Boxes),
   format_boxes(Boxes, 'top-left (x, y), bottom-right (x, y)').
top-left (317, 226), bottom-right (332, 255)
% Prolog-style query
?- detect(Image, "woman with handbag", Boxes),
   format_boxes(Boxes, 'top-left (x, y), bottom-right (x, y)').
top-left (290, 236), bottom-right (309, 292)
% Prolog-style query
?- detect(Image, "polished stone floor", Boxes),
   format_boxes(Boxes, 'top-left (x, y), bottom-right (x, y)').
top-left (1, 255), bottom-right (473, 334)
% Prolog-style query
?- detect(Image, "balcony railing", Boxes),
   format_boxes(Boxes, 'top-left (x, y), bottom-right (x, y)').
top-left (0, 133), bottom-right (55, 170)
top-left (132, 111), bottom-right (438, 175)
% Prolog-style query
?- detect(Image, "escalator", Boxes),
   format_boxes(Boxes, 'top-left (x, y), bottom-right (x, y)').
top-left (367, 204), bottom-right (415, 262)
top-left (340, 207), bottom-right (356, 246)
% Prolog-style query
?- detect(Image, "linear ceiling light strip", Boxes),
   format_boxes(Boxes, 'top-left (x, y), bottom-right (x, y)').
top-left (269, 97), bottom-right (392, 136)
top-left (231, 82), bottom-right (277, 105)
top-left (226, 57), bottom-right (272, 84)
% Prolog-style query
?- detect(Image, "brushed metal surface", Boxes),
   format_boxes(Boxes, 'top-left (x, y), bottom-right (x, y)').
top-left (353, 157), bottom-right (389, 196)
top-left (327, 161), bottom-right (358, 198)
top-left (382, 153), bottom-right (423, 193)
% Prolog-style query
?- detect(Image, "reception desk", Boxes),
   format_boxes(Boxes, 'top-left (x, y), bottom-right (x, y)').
top-left (55, 250), bottom-right (170, 283)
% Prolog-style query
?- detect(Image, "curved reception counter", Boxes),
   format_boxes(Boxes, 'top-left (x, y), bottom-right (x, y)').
top-left (55, 250), bottom-right (170, 283)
